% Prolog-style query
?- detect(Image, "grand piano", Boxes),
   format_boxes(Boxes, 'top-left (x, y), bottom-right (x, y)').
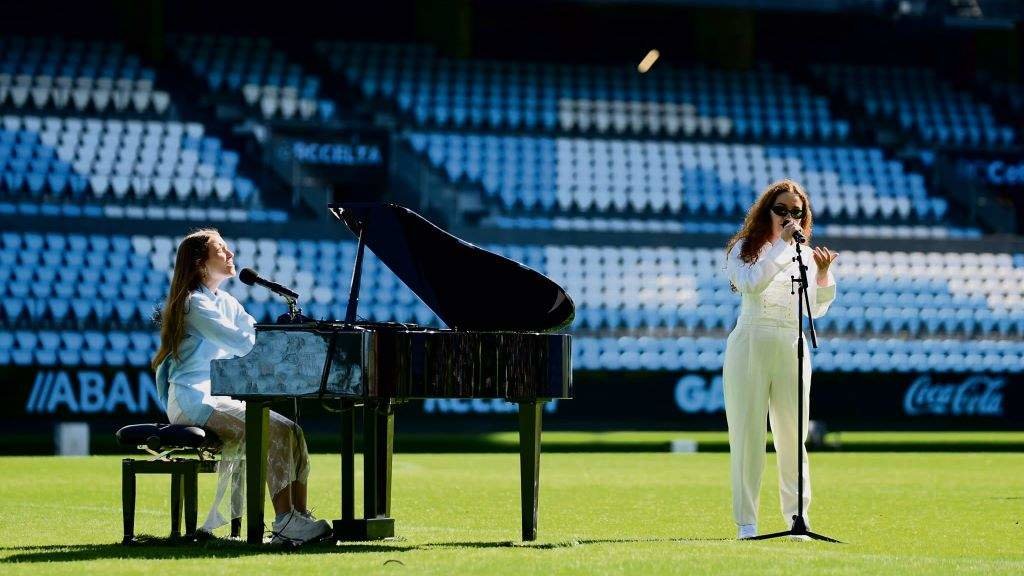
top-left (210, 203), bottom-right (574, 544)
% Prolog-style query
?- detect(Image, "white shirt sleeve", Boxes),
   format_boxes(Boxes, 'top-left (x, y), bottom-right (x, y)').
top-left (185, 293), bottom-right (256, 357)
top-left (228, 292), bottom-right (258, 337)
top-left (726, 238), bottom-right (797, 294)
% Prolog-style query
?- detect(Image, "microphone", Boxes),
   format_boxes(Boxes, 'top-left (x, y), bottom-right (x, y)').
top-left (238, 267), bottom-right (299, 300)
top-left (783, 219), bottom-right (807, 244)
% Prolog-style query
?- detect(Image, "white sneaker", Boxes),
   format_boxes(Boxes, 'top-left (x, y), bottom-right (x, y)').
top-left (296, 509), bottom-right (332, 535)
top-left (737, 524), bottom-right (757, 540)
top-left (271, 511), bottom-right (332, 545)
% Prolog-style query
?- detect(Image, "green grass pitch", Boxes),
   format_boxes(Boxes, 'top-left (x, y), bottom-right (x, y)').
top-left (1, 433), bottom-right (1022, 575)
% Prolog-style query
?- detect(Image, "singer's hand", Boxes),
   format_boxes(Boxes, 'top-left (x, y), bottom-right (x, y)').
top-left (781, 220), bottom-right (801, 243)
top-left (813, 246), bottom-right (838, 282)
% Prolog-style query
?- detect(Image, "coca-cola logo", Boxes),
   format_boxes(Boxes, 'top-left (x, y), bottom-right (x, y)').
top-left (903, 375), bottom-right (1005, 417)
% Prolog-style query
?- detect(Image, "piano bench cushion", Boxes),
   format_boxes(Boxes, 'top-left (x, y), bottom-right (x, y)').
top-left (115, 423), bottom-right (221, 451)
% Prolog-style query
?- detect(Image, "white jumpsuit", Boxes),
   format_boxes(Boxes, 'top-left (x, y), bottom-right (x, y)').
top-left (723, 238), bottom-right (836, 529)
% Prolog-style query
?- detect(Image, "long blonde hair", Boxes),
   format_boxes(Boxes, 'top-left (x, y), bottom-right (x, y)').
top-left (151, 229), bottom-right (220, 370)
top-left (725, 179), bottom-right (814, 264)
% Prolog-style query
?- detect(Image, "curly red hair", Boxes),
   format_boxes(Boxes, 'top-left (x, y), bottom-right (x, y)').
top-left (725, 179), bottom-right (814, 265)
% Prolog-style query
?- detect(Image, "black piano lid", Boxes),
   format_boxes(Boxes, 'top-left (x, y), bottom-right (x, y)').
top-left (329, 202), bottom-right (575, 332)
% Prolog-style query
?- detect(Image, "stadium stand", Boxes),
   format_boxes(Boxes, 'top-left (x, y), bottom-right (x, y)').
top-left (1, 231), bottom-right (1021, 373)
top-left (170, 35), bottom-right (335, 122)
top-left (407, 133), bottom-right (960, 226)
top-left (0, 116), bottom-right (249, 203)
top-left (0, 35), bottom-right (287, 222)
top-left (0, 30), bottom-right (1019, 384)
top-left (810, 64), bottom-right (1015, 148)
top-left (0, 36), bottom-right (170, 116)
top-left (318, 41), bottom-right (850, 141)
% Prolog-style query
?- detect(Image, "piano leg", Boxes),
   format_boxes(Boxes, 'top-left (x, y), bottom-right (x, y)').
top-left (333, 400), bottom-right (395, 540)
top-left (245, 401), bottom-right (269, 545)
top-left (364, 400), bottom-right (394, 519)
top-left (518, 401), bottom-right (544, 542)
top-left (341, 400), bottom-right (355, 521)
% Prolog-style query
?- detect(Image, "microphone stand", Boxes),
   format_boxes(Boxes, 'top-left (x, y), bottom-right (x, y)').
top-left (749, 240), bottom-right (841, 544)
top-left (275, 293), bottom-right (309, 324)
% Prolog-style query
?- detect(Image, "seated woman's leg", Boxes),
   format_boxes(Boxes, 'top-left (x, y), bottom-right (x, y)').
top-left (202, 409), bottom-right (245, 445)
top-left (267, 411), bottom-right (311, 513)
top-left (204, 407), bottom-right (299, 515)
top-left (195, 408), bottom-right (248, 528)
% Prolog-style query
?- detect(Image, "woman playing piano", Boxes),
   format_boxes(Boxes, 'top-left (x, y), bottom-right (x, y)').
top-left (722, 180), bottom-right (839, 540)
top-left (151, 229), bottom-right (331, 544)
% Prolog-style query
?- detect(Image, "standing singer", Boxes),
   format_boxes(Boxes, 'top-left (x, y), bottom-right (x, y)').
top-left (722, 180), bottom-right (839, 540)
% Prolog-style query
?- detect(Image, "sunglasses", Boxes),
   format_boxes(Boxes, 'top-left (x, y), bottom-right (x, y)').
top-left (770, 204), bottom-right (805, 219)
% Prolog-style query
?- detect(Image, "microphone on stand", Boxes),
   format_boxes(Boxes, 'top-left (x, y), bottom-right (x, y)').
top-left (783, 219), bottom-right (807, 244)
top-left (238, 267), bottom-right (299, 300)
top-left (238, 267), bottom-right (310, 324)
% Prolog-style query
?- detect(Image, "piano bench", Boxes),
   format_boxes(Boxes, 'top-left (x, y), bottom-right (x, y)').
top-left (115, 423), bottom-right (241, 544)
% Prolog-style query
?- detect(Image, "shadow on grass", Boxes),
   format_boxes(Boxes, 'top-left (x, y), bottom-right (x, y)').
top-left (421, 537), bottom-right (732, 549)
top-left (1, 535), bottom-right (732, 563)
top-left (0, 535), bottom-right (414, 563)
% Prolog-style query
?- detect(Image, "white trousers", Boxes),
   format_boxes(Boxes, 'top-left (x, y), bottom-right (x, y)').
top-left (723, 319), bottom-right (812, 528)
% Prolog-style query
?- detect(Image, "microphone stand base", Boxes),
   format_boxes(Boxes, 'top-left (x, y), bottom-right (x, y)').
top-left (746, 515), bottom-right (842, 543)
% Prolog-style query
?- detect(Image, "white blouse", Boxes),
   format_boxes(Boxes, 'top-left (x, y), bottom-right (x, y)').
top-left (725, 238), bottom-right (837, 326)
top-left (155, 283), bottom-right (257, 423)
